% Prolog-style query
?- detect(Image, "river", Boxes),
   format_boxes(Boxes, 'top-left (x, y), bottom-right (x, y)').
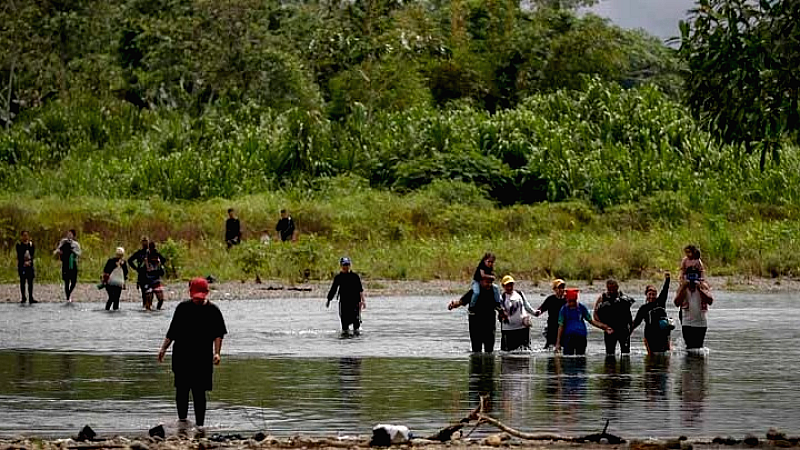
top-left (0, 292), bottom-right (795, 438)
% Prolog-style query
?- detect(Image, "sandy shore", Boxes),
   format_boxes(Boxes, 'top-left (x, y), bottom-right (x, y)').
top-left (0, 275), bottom-right (797, 304)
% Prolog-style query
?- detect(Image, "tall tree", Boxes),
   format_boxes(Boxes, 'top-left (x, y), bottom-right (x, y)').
top-left (679, 0), bottom-right (800, 169)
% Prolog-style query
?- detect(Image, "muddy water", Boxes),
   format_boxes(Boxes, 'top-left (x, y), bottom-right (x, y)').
top-left (0, 292), bottom-right (796, 438)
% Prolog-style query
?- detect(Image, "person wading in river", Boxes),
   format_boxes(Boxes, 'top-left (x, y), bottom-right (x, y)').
top-left (534, 279), bottom-right (567, 349)
top-left (326, 257), bottom-right (366, 336)
top-left (631, 272), bottom-right (673, 354)
top-left (593, 279), bottom-right (635, 355)
top-left (53, 229), bottom-right (81, 302)
top-left (158, 278), bottom-right (227, 433)
top-left (449, 275), bottom-right (507, 353)
top-left (499, 275), bottom-right (536, 351)
top-left (674, 271), bottom-right (713, 350)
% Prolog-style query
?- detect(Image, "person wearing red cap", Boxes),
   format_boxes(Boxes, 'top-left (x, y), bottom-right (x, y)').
top-left (157, 277), bottom-right (227, 430)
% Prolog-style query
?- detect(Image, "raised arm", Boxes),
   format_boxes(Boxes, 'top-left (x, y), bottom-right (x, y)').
top-left (657, 273), bottom-right (671, 307)
top-left (631, 307), bottom-right (646, 333)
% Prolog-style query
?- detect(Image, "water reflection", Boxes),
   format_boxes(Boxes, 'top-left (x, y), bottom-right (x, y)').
top-left (499, 356), bottom-right (530, 421)
top-left (599, 355), bottom-right (632, 407)
top-left (336, 357), bottom-right (363, 431)
top-left (468, 354), bottom-right (496, 414)
top-left (643, 354), bottom-right (670, 402)
top-left (679, 353), bottom-right (707, 427)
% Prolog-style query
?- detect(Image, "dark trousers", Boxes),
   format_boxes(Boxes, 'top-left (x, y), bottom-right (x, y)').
top-left (644, 330), bottom-right (671, 353)
top-left (138, 283), bottom-right (148, 308)
top-left (19, 268), bottom-right (34, 302)
top-left (105, 286), bottom-right (122, 310)
top-left (468, 316), bottom-right (496, 353)
top-left (544, 326), bottom-right (558, 348)
top-left (562, 334), bottom-right (587, 355)
top-left (682, 326), bottom-right (707, 349)
top-left (62, 269), bottom-right (77, 301)
top-left (604, 331), bottom-right (631, 354)
top-left (339, 303), bottom-right (361, 331)
top-left (501, 328), bottom-right (530, 351)
top-left (176, 385), bottom-right (207, 426)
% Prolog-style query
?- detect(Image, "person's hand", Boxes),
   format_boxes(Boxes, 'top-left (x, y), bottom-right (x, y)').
top-left (664, 271), bottom-right (671, 279)
top-left (213, 353), bottom-right (221, 365)
top-left (360, 301), bottom-right (366, 310)
top-left (325, 300), bottom-right (331, 308)
top-left (554, 346), bottom-right (562, 354)
top-left (605, 326), bottom-right (614, 334)
top-left (533, 310), bottom-right (542, 317)
top-left (447, 300), bottom-right (460, 310)
top-left (157, 348), bottom-right (166, 363)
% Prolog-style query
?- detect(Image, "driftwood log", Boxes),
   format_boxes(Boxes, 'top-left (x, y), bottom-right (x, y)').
top-left (428, 394), bottom-right (624, 444)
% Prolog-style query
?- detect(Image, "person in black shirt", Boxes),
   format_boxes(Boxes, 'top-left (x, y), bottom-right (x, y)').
top-left (326, 257), bottom-right (366, 335)
top-left (16, 230), bottom-right (36, 304)
top-left (631, 272), bottom-right (672, 354)
top-left (129, 237), bottom-right (166, 309)
top-left (449, 276), bottom-right (507, 353)
top-left (158, 278), bottom-right (227, 430)
top-left (534, 279), bottom-right (567, 349)
top-left (593, 279), bottom-right (635, 355)
top-left (102, 247), bottom-right (129, 311)
top-left (275, 209), bottom-right (296, 242)
top-left (225, 208), bottom-right (241, 249)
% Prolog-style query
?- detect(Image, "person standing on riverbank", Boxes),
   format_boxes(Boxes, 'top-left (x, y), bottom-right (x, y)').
top-left (276, 209), bottom-right (296, 242)
top-left (534, 279), bottom-right (567, 349)
top-left (225, 208), bottom-right (241, 249)
top-left (102, 247), bottom-right (129, 311)
top-left (158, 278), bottom-right (227, 431)
top-left (449, 275), bottom-right (507, 353)
top-left (326, 257), bottom-right (366, 335)
top-left (593, 279), bottom-right (635, 355)
top-left (556, 289), bottom-right (613, 355)
top-left (16, 231), bottom-right (36, 304)
top-left (631, 272), bottom-right (672, 354)
top-left (674, 274), bottom-right (713, 350)
top-left (54, 230), bottom-right (81, 302)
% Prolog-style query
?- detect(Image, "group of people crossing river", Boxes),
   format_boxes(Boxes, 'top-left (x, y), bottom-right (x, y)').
top-left (12, 222), bottom-right (714, 433)
top-left (448, 248), bottom-right (714, 355)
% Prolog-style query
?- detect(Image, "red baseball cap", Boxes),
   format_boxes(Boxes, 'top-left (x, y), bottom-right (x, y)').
top-left (189, 277), bottom-right (209, 300)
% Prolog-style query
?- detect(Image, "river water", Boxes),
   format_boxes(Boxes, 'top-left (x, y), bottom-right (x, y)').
top-left (0, 292), bottom-right (796, 439)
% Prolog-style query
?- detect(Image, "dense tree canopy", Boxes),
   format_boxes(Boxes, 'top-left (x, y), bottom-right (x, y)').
top-left (0, 0), bottom-right (679, 124)
top-left (679, 0), bottom-right (800, 169)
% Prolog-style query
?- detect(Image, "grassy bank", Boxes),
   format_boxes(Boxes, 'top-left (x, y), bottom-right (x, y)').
top-left (2, 187), bottom-right (800, 285)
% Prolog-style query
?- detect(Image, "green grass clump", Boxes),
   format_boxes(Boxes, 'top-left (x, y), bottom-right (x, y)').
top-left (3, 187), bottom-right (800, 285)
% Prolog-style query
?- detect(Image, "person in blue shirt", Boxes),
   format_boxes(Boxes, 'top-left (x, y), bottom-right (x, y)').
top-left (556, 289), bottom-right (613, 355)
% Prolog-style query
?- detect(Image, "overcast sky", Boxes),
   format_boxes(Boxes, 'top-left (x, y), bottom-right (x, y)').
top-left (589, 0), bottom-right (697, 41)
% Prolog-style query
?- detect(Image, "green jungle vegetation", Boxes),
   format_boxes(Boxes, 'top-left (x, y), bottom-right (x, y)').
top-left (1, 0), bottom-right (799, 285)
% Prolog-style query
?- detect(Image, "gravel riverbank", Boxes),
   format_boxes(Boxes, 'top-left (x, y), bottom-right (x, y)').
top-left (0, 275), bottom-right (797, 305)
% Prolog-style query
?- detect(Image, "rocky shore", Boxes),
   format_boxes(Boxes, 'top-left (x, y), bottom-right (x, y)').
top-left (1, 429), bottom-right (797, 450)
top-left (0, 275), bottom-right (797, 305)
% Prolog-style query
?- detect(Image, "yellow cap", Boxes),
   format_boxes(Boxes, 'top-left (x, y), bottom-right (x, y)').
top-left (501, 275), bottom-right (516, 285)
top-left (551, 278), bottom-right (566, 289)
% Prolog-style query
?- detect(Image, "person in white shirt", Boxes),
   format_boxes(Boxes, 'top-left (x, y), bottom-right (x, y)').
top-left (499, 275), bottom-right (536, 351)
top-left (673, 276), bottom-right (714, 349)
